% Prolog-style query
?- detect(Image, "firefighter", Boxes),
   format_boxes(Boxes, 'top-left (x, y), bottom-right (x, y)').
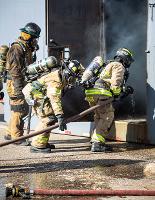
top-left (0, 45), bottom-right (9, 101)
top-left (23, 58), bottom-right (84, 153)
top-left (4, 22), bottom-right (41, 145)
top-left (82, 48), bottom-right (134, 152)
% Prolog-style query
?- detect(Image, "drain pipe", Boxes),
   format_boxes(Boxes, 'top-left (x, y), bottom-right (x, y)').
top-left (5, 185), bottom-right (155, 198)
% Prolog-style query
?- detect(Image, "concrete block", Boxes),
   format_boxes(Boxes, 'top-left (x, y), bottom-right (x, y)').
top-left (106, 119), bottom-right (151, 144)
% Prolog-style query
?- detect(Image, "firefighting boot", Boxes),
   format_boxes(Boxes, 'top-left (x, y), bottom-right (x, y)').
top-left (13, 139), bottom-right (30, 146)
top-left (30, 143), bottom-right (55, 153)
top-left (91, 142), bottom-right (113, 153)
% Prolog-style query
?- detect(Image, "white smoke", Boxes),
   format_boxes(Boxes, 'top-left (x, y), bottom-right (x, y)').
top-left (104, 0), bottom-right (147, 115)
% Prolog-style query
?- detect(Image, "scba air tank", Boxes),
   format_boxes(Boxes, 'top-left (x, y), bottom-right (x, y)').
top-left (27, 56), bottom-right (57, 75)
top-left (81, 56), bottom-right (104, 83)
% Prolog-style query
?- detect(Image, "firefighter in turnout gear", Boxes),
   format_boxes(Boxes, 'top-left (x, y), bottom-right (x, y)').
top-left (0, 45), bottom-right (9, 101)
top-left (5, 22), bottom-right (41, 145)
top-left (23, 58), bottom-right (84, 153)
top-left (82, 48), bottom-right (134, 152)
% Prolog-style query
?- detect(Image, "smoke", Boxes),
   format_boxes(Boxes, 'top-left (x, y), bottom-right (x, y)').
top-left (84, 23), bottom-right (103, 67)
top-left (70, 0), bottom-right (147, 116)
top-left (104, 0), bottom-right (147, 115)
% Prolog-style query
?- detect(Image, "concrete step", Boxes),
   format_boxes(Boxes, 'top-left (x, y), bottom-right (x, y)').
top-left (107, 119), bottom-right (150, 144)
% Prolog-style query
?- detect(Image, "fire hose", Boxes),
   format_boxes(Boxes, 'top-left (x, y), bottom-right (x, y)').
top-left (2, 99), bottom-right (155, 198)
top-left (5, 184), bottom-right (155, 198)
top-left (0, 103), bottom-right (105, 147)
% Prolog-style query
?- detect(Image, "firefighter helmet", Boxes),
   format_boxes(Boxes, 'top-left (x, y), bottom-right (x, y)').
top-left (114, 48), bottom-right (134, 67)
top-left (20, 22), bottom-right (41, 38)
top-left (67, 60), bottom-right (84, 77)
top-left (0, 45), bottom-right (9, 73)
top-left (0, 45), bottom-right (9, 62)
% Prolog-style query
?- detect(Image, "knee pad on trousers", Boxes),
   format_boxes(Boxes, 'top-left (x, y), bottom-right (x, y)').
top-left (11, 103), bottom-right (28, 114)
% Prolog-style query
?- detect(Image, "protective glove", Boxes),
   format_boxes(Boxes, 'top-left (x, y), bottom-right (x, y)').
top-left (56, 114), bottom-right (67, 131)
top-left (120, 86), bottom-right (134, 99)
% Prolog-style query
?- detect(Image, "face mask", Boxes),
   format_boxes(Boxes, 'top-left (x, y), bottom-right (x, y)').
top-left (30, 38), bottom-right (39, 52)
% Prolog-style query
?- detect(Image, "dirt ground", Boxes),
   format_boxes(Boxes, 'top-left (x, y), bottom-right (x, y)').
top-left (0, 123), bottom-right (155, 200)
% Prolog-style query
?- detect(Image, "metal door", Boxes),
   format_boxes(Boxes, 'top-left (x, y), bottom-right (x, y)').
top-left (46, 0), bottom-right (104, 121)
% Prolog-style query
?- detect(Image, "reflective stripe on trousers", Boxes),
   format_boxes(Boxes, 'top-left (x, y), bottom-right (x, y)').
top-left (31, 116), bottom-right (53, 148)
top-left (91, 133), bottom-right (105, 143)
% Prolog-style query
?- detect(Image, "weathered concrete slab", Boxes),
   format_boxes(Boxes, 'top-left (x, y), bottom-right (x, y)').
top-left (0, 123), bottom-right (155, 199)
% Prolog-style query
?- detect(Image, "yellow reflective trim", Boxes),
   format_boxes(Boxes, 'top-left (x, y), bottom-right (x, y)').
top-left (34, 93), bottom-right (44, 98)
top-left (100, 70), bottom-right (111, 79)
top-left (86, 96), bottom-right (94, 103)
top-left (56, 88), bottom-right (61, 95)
top-left (92, 133), bottom-right (105, 143)
top-left (36, 136), bottom-right (49, 143)
top-left (85, 88), bottom-right (112, 97)
top-left (122, 48), bottom-right (133, 56)
top-left (72, 66), bottom-right (77, 72)
top-left (111, 87), bottom-right (121, 95)
top-left (31, 90), bottom-right (44, 98)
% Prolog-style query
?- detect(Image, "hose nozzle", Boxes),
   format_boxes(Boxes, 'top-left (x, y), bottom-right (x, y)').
top-left (5, 183), bottom-right (31, 198)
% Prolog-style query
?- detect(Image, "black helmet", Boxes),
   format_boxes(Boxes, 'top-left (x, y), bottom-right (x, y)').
top-left (114, 48), bottom-right (134, 67)
top-left (20, 22), bottom-right (41, 38)
top-left (67, 60), bottom-right (84, 77)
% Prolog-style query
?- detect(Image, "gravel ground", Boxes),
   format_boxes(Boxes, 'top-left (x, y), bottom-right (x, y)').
top-left (0, 123), bottom-right (155, 200)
